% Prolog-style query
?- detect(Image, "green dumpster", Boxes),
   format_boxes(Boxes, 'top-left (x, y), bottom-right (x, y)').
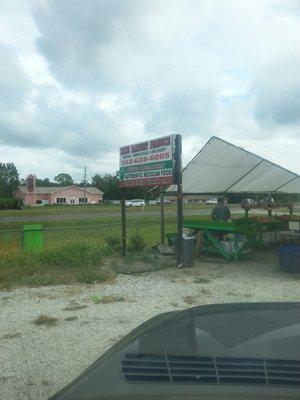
top-left (22, 224), bottom-right (43, 251)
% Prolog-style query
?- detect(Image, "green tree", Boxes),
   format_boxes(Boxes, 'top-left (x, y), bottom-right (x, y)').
top-left (36, 177), bottom-right (59, 186)
top-left (92, 174), bottom-right (120, 199)
top-left (91, 173), bottom-right (149, 200)
top-left (0, 163), bottom-right (19, 197)
top-left (54, 173), bottom-right (74, 186)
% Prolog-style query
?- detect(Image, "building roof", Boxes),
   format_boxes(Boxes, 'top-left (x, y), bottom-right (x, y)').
top-left (17, 185), bottom-right (104, 195)
top-left (169, 136), bottom-right (300, 194)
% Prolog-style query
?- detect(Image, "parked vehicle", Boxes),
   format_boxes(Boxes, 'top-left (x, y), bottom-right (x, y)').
top-left (259, 196), bottom-right (275, 206)
top-left (147, 199), bottom-right (171, 206)
top-left (125, 199), bottom-right (145, 207)
top-left (240, 198), bottom-right (256, 209)
top-left (206, 198), bottom-right (218, 205)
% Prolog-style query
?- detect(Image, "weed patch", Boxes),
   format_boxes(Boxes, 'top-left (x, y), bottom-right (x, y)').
top-left (63, 304), bottom-right (87, 311)
top-left (128, 235), bottom-right (146, 251)
top-left (91, 294), bottom-right (125, 304)
top-left (194, 277), bottom-right (211, 284)
top-left (200, 288), bottom-right (212, 295)
top-left (183, 296), bottom-right (197, 305)
top-left (64, 316), bottom-right (78, 322)
top-left (105, 234), bottom-right (121, 252)
top-left (33, 314), bottom-right (58, 327)
top-left (2, 332), bottom-right (21, 340)
top-left (0, 240), bottom-right (114, 288)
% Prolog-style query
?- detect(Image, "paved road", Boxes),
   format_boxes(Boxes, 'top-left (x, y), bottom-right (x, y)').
top-left (1, 206), bottom-right (297, 223)
top-left (0, 208), bottom-right (220, 223)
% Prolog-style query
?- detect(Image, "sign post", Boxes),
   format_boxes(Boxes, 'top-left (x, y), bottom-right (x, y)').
top-left (121, 187), bottom-right (126, 256)
top-left (160, 189), bottom-right (165, 244)
top-left (174, 134), bottom-right (183, 266)
top-left (119, 134), bottom-right (178, 257)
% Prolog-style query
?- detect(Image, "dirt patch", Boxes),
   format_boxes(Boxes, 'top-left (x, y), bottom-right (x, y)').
top-left (115, 249), bottom-right (175, 274)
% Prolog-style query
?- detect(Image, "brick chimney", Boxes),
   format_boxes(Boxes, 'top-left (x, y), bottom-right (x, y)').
top-left (27, 174), bottom-right (36, 192)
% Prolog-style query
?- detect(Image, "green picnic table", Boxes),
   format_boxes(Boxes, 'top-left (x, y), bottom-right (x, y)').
top-left (183, 219), bottom-right (257, 260)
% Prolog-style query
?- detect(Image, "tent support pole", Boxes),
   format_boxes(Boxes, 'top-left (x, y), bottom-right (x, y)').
top-left (175, 134), bottom-right (183, 267)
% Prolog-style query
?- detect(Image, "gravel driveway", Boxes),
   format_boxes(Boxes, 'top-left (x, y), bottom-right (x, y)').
top-left (1, 248), bottom-right (300, 400)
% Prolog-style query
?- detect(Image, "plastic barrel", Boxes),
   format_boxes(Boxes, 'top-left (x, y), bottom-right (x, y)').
top-left (182, 237), bottom-right (196, 267)
top-left (278, 244), bottom-right (300, 273)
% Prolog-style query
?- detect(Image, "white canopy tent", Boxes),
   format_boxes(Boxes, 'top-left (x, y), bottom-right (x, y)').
top-left (179, 136), bottom-right (300, 194)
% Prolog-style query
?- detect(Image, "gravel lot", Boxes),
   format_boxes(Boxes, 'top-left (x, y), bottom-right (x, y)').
top-left (1, 248), bottom-right (300, 400)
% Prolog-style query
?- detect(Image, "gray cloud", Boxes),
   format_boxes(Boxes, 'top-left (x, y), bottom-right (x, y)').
top-left (0, 45), bottom-right (29, 110)
top-left (254, 59), bottom-right (300, 128)
top-left (142, 87), bottom-right (216, 135)
top-left (1, 0), bottom-right (300, 178)
top-left (32, 0), bottom-right (152, 91)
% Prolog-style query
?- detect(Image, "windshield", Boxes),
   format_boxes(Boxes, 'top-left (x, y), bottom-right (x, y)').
top-left (0, 1), bottom-right (300, 400)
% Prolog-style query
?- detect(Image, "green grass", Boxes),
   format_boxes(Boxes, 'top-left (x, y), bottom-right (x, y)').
top-left (0, 240), bottom-right (115, 288)
top-left (0, 214), bottom-right (179, 254)
top-left (0, 203), bottom-right (214, 217)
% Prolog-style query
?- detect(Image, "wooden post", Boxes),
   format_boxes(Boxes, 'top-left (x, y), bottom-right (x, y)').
top-left (121, 187), bottom-right (127, 256)
top-left (175, 134), bottom-right (183, 267)
top-left (194, 231), bottom-right (204, 259)
top-left (160, 189), bottom-right (165, 244)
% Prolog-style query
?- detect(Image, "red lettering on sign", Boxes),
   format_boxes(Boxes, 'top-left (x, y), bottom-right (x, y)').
top-left (120, 146), bottom-right (130, 155)
top-left (150, 136), bottom-right (171, 149)
top-left (131, 142), bottom-right (148, 153)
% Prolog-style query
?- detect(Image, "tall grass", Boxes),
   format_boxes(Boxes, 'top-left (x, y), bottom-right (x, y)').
top-left (0, 240), bottom-right (114, 288)
top-left (0, 234), bottom-right (150, 288)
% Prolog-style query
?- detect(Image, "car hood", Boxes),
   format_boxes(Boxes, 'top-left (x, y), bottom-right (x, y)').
top-left (50, 302), bottom-right (300, 400)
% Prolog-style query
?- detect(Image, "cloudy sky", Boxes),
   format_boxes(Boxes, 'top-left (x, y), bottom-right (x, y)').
top-left (1, 0), bottom-right (300, 182)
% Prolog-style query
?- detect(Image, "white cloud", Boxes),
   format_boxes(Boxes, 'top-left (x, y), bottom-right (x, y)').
top-left (0, 0), bottom-right (300, 180)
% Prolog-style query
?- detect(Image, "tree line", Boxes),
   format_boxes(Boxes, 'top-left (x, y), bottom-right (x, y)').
top-left (1, 162), bottom-right (299, 202)
top-left (0, 163), bottom-right (153, 200)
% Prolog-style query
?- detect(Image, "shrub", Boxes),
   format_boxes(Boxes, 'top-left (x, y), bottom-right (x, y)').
top-left (128, 235), bottom-right (146, 251)
top-left (105, 234), bottom-right (121, 252)
top-left (0, 197), bottom-right (23, 210)
top-left (39, 240), bottom-right (112, 267)
top-left (77, 266), bottom-right (111, 284)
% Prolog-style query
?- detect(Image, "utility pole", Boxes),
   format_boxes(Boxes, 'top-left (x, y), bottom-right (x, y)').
top-left (83, 166), bottom-right (87, 206)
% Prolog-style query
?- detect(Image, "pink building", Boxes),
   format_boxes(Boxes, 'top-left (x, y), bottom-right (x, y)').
top-left (16, 175), bottom-right (104, 206)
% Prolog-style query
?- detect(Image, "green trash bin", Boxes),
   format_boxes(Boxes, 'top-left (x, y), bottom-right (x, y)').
top-left (22, 224), bottom-right (43, 251)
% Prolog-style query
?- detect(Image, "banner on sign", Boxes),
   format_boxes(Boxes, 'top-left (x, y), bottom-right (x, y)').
top-left (119, 135), bottom-right (175, 187)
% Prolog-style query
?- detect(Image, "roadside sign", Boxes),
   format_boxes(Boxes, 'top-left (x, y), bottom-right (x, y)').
top-left (119, 134), bottom-right (175, 187)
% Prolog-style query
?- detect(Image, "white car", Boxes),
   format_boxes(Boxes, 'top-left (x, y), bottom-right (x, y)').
top-left (206, 198), bottom-right (218, 205)
top-left (125, 199), bottom-right (145, 207)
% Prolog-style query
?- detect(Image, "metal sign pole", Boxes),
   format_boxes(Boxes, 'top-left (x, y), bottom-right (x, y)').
top-left (175, 134), bottom-right (183, 267)
top-left (160, 188), bottom-right (165, 244)
top-left (121, 187), bottom-right (127, 256)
